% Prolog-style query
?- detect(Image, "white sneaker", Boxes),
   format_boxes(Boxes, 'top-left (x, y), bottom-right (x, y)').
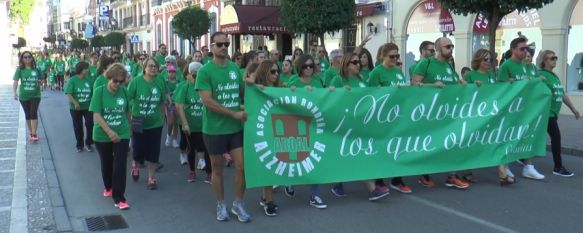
top-left (165, 135), bottom-right (171, 147)
top-left (522, 165), bottom-right (545, 180)
top-left (505, 165), bottom-right (514, 178)
top-left (197, 158), bottom-right (206, 170)
top-left (180, 153), bottom-right (188, 165)
top-left (172, 139), bottom-right (179, 148)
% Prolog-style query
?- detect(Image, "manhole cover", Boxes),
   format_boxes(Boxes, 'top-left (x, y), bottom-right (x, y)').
top-left (85, 215), bottom-right (128, 231)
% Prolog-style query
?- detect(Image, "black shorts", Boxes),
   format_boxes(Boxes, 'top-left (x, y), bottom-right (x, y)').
top-left (132, 127), bottom-right (163, 163)
top-left (203, 131), bottom-right (243, 155)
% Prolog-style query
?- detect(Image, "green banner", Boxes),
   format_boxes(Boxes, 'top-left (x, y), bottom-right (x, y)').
top-left (243, 80), bottom-right (551, 188)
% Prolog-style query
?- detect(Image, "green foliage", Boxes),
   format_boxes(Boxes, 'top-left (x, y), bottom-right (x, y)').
top-left (90, 35), bottom-right (104, 48)
top-left (172, 6), bottom-right (210, 48)
top-left (280, 0), bottom-right (355, 36)
top-left (103, 32), bottom-right (126, 48)
top-left (71, 38), bottom-right (89, 50)
top-left (43, 34), bottom-right (57, 44)
top-left (9, 0), bottom-right (35, 24)
top-left (12, 37), bottom-right (26, 49)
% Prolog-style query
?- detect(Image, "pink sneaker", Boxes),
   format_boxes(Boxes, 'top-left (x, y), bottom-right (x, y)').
top-left (103, 189), bottom-right (112, 197)
top-left (187, 171), bottom-right (196, 183)
top-left (115, 201), bottom-right (130, 210)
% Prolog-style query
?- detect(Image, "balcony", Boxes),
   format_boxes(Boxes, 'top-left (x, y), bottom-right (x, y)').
top-left (122, 17), bottom-right (134, 29)
top-left (140, 15), bottom-right (149, 26)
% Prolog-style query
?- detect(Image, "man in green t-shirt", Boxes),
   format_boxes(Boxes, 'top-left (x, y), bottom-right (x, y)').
top-left (497, 37), bottom-right (546, 180)
top-left (194, 32), bottom-right (250, 223)
top-left (323, 49), bottom-right (344, 87)
top-left (270, 49), bottom-right (283, 71)
top-left (408, 41), bottom-right (435, 79)
top-left (412, 37), bottom-right (470, 190)
top-left (201, 45), bottom-right (211, 64)
top-left (155, 44), bottom-right (168, 70)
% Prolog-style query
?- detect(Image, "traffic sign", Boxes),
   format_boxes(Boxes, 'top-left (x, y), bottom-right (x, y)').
top-left (130, 35), bottom-right (139, 44)
top-left (99, 6), bottom-right (109, 20)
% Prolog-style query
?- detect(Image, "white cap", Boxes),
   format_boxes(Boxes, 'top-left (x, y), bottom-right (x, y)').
top-left (165, 55), bottom-right (176, 63)
top-left (188, 62), bottom-right (203, 74)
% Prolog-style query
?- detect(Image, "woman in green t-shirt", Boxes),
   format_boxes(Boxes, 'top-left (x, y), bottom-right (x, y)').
top-left (175, 62), bottom-right (212, 183)
top-left (288, 55), bottom-right (324, 89)
top-left (537, 50), bottom-right (580, 177)
top-left (359, 48), bottom-right (374, 82)
top-left (128, 58), bottom-right (167, 190)
top-left (65, 61), bottom-right (95, 152)
top-left (93, 56), bottom-right (115, 92)
top-left (54, 54), bottom-right (67, 91)
top-left (13, 51), bottom-right (42, 142)
top-left (89, 63), bottom-right (132, 210)
top-left (279, 60), bottom-right (293, 87)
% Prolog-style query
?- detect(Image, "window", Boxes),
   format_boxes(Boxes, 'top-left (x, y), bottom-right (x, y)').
top-left (156, 23), bottom-right (162, 47)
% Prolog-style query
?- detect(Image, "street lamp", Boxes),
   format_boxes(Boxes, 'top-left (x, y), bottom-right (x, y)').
top-left (367, 22), bottom-right (377, 35)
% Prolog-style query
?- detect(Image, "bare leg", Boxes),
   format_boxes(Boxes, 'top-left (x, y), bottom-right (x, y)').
top-left (230, 147), bottom-right (245, 199)
top-left (210, 155), bottom-right (225, 202)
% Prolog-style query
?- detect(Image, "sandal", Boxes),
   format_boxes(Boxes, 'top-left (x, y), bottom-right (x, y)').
top-left (499, 176), bottom-right (515, 186)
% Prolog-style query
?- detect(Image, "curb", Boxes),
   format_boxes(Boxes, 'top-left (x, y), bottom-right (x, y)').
top-left (547, 145), bottom-right (583, 157)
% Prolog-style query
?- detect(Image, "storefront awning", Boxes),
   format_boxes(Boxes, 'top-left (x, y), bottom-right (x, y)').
top-left (220, 5), bottom-right (288, 35)
top-left (356, 3), bottom-right (378, 18)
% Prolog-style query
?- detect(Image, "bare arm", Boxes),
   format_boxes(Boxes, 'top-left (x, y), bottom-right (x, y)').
top-left (412, 75), bottom-right (424, 86)
top-left (93, 112), bottom-right (120, 142)
top-left (199, 90), bottom-right (246, 121)
top-left (66, 94), bottom-right (80, 110)
top-left (563, 94), bottom-right (580, 120)
top-left (353, 34), bottom-right (372, 55)
top-left (176, 103), bottom-right (190, 134)
top-left (13, 80), bottom-right (18, 100)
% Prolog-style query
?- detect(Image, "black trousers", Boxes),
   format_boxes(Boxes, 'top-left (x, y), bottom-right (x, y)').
top-left (56, 74), bottom-right (64, 88)
top-left (20, 98), bottom-right (40, 120)
top-left (95, 139), bottom-right (129, 203)
top-left (548, 117), bottom-right (563, 169)
top-left (184, 132), bottom-right (212, 175)
top-left (69, 109), bottom-right (93, 149)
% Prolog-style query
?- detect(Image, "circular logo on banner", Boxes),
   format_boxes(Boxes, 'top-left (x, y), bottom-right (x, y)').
top-left (252, 95), bottom-right (327, 178)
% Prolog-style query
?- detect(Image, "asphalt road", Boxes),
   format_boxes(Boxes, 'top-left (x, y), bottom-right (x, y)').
top-left (38, 90), bottom-right (583, 233)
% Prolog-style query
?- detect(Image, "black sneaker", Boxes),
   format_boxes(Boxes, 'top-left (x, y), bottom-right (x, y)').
top-left (264, 202), bottom-right (278, 217)
top-left (553, 167), bottom-right (574, 177)
top-left (284, 186), bottom-right (295, 198)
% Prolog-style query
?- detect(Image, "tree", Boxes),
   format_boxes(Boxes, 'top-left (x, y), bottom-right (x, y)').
top-left (172, 6), bottom-right (210, 50)
top-left (90, 35), bottom-right (104, 48)
top-left (280, 0), bottom-right (355, 51)
top-left (438, 0), bottom-right (554, 54)
top-left (9, 0), bottom-right (35, 24)
top-left (43, 34), bottom-right (57, 44)
top-left (12, 37), bottom-right (26, 50)
top-left (71, 38), bottom-right (89, 50)
top-left (103, 32), bottom-right (126, 50)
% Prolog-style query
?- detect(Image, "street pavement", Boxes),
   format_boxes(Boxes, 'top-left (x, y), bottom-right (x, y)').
top-left (13, 89), bottom-right (583, 233)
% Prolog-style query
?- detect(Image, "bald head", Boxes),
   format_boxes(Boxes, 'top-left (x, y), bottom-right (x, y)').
top-left (270, 49), bottom-right (280, 61)
top-left (435, 37), bottom-right (454, 60)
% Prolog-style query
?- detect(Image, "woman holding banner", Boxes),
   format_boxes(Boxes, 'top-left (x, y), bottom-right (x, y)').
top-left (329, 53), bottom-right (390, 201)
top-left (536, 50), bottom-right (580, 177)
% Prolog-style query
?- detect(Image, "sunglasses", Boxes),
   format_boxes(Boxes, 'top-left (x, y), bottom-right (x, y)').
top-left (348, 60), bottom-right (360, 65)
top-left (23, 56), bottom-right (32, 59)
top-left (443, 45), bottom-right (455, 50)
top-left (213, 42), bottom-right (230, 48)
top-left (270, 69), bottom-right (279, 74)
top-left (113, 56), bottom-right (120, 60)
top-left (548, 56), bottom-right (558, 61)
top-left (424, 48), bottom-right (436, 54)
top-left (302, 63), bottom-right (315, 69)
top-left (112, 79), bottom-right (125, 84)
top-left (482, 57), bottom-right (494, 62)
top-left (518, 47), bottom-right (529, 51)
top-left (388, 54), bottom-right (400, 60)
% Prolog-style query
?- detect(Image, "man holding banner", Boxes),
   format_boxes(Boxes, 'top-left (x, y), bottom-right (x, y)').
top-left (411, 37), bottom-right (470, 189)
top-left (195, 32), bottom-right (251, 223)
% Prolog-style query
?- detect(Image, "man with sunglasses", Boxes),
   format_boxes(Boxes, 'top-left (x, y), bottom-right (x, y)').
top-left (412, 37), bottom-right (470, 190)
top-left (497, 37), bottom-right (546, 180)
top-left (409, 41), bottom-right (435, 79)
top-left (195, 32), bottom-right (250, 223)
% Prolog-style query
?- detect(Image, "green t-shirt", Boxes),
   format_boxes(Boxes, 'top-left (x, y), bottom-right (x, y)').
top-left (65, 76), bottom-right (93, 110)
top-left (88, 65), bottom-right (98, 82)
top-left (154, 55), bottom-right (166, 69)
top-left (160, 69), bottom-right (185, 83)
top-left (194, 61), bottom-right (243, 135)
top-left (13, 68), bottom-right (41, 101)
top-left (525, 63), bottom-right (538, 78)
top-left (89, 86), bottom-right (131, 142)
top-left (287, 75), bottom-right (324, 88)
top-left (127, 75), bottom-right (167, 129)
top-left (538, 70), bottom-right (564, 118)
top-left (173, 82), bottom-right (203, 132)
top-left (368, 65), bottom-right (407, 87)
top-left (54, 61), bottom-right (66, 75)
top-left (360, 69), bottom-right (371, 82)
top-left (68, 57), bottom-right (80, 72)
top-left (323, 66), bottom-right (339, 87)
top-left (330, 75), bottom-right (368, 88)
top-left (413, 57), bottom-right (459, 85)
top-left (463, 70), bottom-right (496, 84)
top-left (319, 58), bottom-right (330, 73)
top-left (202, 57), bottom-right (212, 65)
top-left (409, 60), bottom-right (419, 78)
top-left (497, 59), bottom-right (535, 82)
top-left (37, 59), bottom-right (50, 73)
top-left (93, 75), bottom-right (107, 92)
top-left (279, 73), bottom-right (293, 87)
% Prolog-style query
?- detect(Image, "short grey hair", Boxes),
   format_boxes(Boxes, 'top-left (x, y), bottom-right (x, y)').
top-left (330, 49), bottom-right (344, 61)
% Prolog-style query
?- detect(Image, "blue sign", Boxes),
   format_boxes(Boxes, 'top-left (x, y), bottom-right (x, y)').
top-left (130, 35), bottom-right (139, 44)
top-left (99, 6), bottom-right (109, 20)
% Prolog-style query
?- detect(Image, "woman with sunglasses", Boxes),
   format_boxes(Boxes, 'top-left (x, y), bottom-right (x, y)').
top-left (328, 53), bottom-right (391, 201)
top-left (128, 58), bottom-right (167, 190)
top-left (537, 50), bottom-right (580, 177)
top-left (368, 43), bottom-right (413, 193)
top-left (93, 56), bottom-right (116, 92)
top-left (13, 51), bottom-right (42, 142)
top-left (175, 62), bottom-right (212, 183)
top-left (251, 60), bottom-right (281, 216)
top-left (90, 63), bottom-right (132, 210)
top-left (65, 61), bottom-right (95, 152)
